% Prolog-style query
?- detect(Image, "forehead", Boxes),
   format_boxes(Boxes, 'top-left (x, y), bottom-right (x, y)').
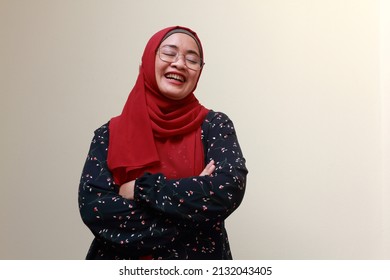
top-left (160, 33), bottom-right (199, 53)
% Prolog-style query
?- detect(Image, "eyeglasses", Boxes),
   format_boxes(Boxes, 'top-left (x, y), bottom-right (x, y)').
top-left (157, 45), bottom-right (204, 71)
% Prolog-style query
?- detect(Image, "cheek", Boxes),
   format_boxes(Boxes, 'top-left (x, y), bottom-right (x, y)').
top-left (189, 72), bottom-right (201, 88)
top-left (154, 62), bottom-right (165, 88)
top-left (155, 56), bottom-right (164, 74)
top-left (154, 61), bottom-right (160, 77)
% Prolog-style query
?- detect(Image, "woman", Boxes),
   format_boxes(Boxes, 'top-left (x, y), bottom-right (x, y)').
top-left (78, 26), bottom-right (248, 260)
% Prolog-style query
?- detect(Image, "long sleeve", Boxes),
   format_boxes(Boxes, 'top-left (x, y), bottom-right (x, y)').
top-left (134, 111), bottom-right (247, 223)
top-left (78, 124), bottom-right (178, 258)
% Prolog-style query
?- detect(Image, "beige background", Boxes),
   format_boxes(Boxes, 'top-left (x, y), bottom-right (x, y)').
top-left (1, 0), bottom-right (389, 259)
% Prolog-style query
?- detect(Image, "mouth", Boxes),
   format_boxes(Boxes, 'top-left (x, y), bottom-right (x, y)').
top-left (165, 73), bottom-right (186, 83)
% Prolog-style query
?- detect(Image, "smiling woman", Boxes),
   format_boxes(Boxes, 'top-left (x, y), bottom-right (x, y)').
top-left (78, 26), bottom-right (248, 260)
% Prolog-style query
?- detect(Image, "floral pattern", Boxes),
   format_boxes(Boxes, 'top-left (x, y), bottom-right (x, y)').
top-left (78, 111), bottom-right (247, 259)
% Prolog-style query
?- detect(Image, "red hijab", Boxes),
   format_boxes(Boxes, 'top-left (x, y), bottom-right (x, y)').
top-left (107, 26), bottom-right (209, 185)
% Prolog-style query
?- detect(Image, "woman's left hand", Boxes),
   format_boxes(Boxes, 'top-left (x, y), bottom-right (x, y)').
top-left (199, 160), bottom-right (215, 176)
top-left (119, 180), bottom-right (135, 200)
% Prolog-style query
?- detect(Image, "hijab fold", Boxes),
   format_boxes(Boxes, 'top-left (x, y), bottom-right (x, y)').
top-left (107, 26), bottom-right (209, 185)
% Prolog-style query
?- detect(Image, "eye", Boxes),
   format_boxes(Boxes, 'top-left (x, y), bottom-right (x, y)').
top-left (162, 51), bottom-right (176, 57)
top-left (161, 47), bottom-right (177, 57)
top-left (186, 55), bottom-right (200, 65)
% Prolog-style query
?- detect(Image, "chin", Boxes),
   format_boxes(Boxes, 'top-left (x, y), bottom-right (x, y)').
top-left (164, 94), bottom-right (186, 100)
top-left (161, 90), bottom-right (190, 100)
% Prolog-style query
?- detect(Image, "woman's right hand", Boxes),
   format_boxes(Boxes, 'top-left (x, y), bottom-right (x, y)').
top-left (199, 160), bottom-right (215, 176)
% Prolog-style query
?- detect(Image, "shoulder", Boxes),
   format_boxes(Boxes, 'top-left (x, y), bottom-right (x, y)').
top-left (202, 110), bottom-right (237, 139)
top-left (93, 122), bottom-right (110, 141)
top-left (204, 110), bottom-right (232, 125)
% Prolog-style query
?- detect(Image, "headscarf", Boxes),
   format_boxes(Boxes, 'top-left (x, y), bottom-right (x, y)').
top-left (107, 26), bottom-right (209, 185)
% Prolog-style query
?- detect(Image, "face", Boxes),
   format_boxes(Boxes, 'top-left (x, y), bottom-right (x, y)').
top-left (155, 33), bottom-right (202, 100)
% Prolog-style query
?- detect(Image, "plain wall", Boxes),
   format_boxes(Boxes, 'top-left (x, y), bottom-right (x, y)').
top-left (1, 0), bottom-right (389, 259)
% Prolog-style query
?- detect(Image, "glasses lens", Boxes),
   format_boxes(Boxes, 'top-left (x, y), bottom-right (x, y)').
top-left (159, 46), bottom-right (202, 70)
top-left (185, 54), bottom-right (202, 70)
top-left (159, 46), bottom-right (177, 63)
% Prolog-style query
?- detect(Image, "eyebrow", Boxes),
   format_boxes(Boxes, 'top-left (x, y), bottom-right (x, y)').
top-left (161, 44), bottom-right (200, 57)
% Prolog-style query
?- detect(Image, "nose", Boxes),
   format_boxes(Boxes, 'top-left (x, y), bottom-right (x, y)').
top-left (171, 54), bottom-right (187, 69)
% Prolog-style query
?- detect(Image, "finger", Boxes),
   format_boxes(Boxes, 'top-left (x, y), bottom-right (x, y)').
top-left (205, 160), bottom-right (215, 169)
top-left (207, 160), bottom-right (216, 172)
top-left (206, 164), bottom-right (216, 176)
top-left (200, 161), bottom-right (216, 176)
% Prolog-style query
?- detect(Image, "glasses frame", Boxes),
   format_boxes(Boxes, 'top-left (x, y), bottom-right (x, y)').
top-left (157, 46), bottom-right (204, 71)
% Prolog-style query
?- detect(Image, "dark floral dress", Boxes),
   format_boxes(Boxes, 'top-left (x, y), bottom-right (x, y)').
top-left (78, 111), bottom-right (248, 259)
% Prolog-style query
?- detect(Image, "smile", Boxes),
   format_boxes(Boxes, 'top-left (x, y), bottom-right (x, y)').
top-left (165, 73), bottom-right (186, 83)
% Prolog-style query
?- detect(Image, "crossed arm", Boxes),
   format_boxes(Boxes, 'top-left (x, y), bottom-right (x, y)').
top-left (119, 160), bottom-right (216, 199)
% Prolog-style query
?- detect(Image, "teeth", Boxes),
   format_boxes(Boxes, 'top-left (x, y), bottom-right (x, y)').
top-left (166, 73), bottom-right (185, 82)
